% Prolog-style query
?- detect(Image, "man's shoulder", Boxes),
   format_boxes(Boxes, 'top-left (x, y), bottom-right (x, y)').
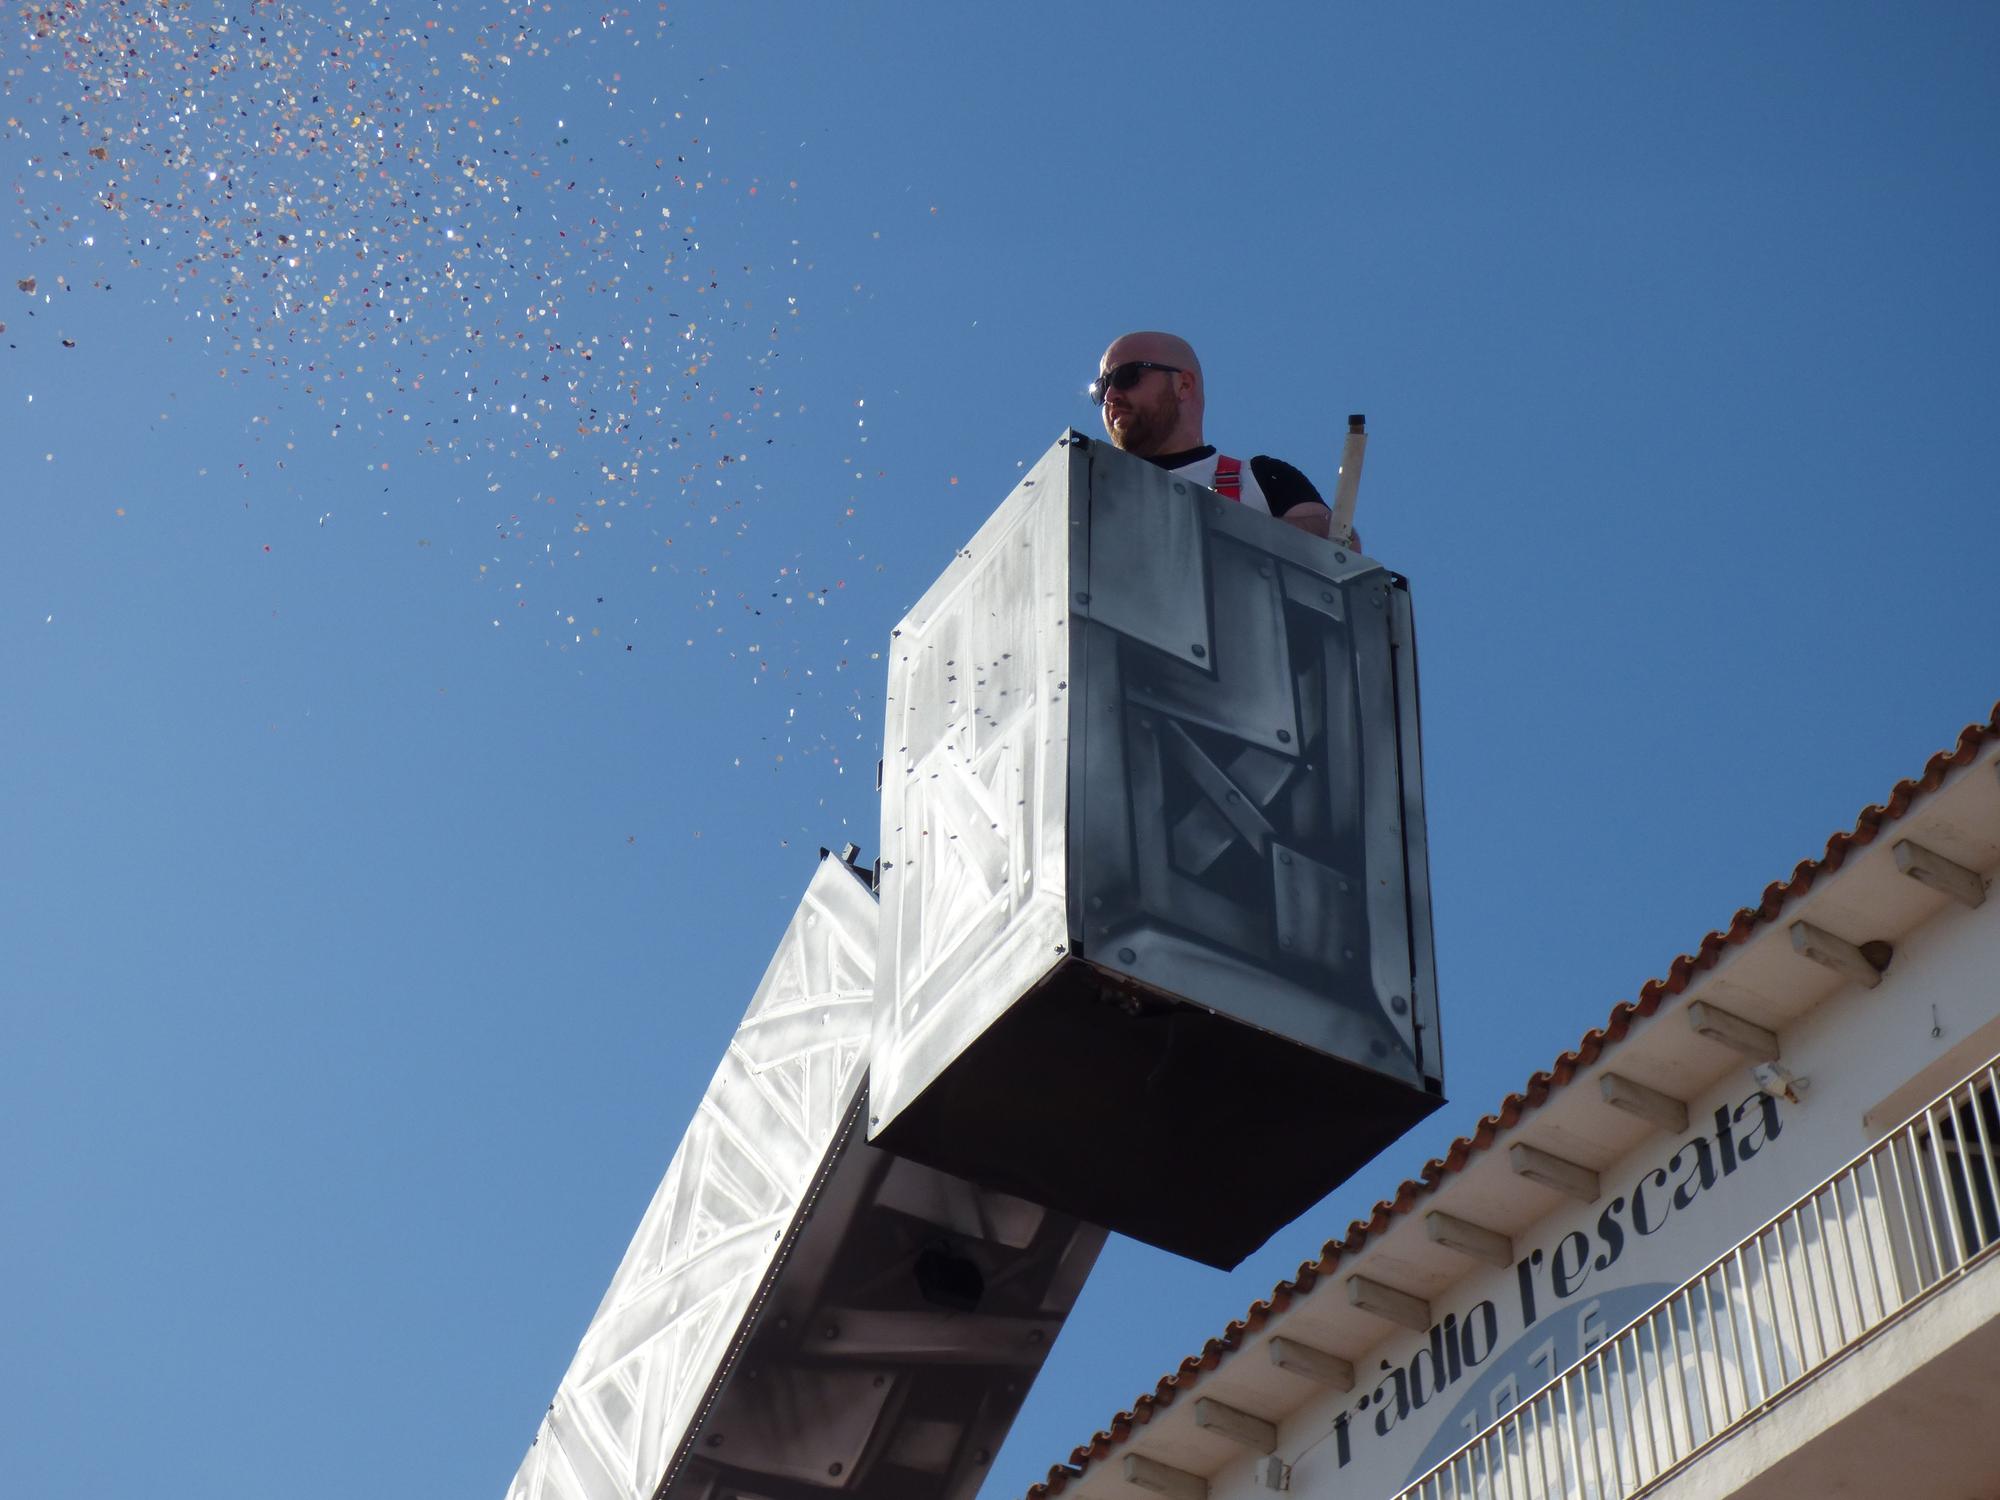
top-left (1245, 454), bottom-right (1325, 515)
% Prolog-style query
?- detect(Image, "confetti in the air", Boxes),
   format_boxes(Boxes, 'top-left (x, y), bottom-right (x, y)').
top-left (7, 0), bottom-right (883, 789)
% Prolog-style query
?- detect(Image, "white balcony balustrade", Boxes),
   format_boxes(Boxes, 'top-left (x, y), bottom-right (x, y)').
top-left (1394, 1054), bottom-right (2000, 1500)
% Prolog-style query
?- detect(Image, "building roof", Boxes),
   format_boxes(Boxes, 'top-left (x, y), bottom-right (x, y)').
top-left (1024, 698), bottom-right (2000, 1498)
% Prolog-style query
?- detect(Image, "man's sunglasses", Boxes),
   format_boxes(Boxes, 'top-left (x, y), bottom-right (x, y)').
top-left (1088, 361), bottom-right (1182, 405)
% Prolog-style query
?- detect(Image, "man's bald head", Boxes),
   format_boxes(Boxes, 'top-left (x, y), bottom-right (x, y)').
top-left (1097, 330), bottom-right (1205, 456)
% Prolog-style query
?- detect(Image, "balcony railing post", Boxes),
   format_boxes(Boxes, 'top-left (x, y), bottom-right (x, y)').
top-left (1901, 1120), bottom-right (1944, 1287)
top-left (1855, 1152), bottom-right (1894, 1321)
top-left (1661, 1295), bottom-right (1694, 1457)
top-left (1803, 1194), bottom-right (1838, 1360)
top-left (1770, 1215), bottom-right (1809, 1380)
top-left (1685, 1271), bottom-right (1721, 1440)
top-left (1813, 1186), bottom-right (1853, 1349)
top-left (1922, 1100), bottom-right (1967, 1273)
top-left (1729, 1245), bottom-right (1769, 1406)
top-left (1529, 1389), bottom-right (1556, 1498)
top-left (1967, 1068), bottom-right (2000, 1248)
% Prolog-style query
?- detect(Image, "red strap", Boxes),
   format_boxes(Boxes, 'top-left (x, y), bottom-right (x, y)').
top-left (1212, 453), bottom-right (1243, 502)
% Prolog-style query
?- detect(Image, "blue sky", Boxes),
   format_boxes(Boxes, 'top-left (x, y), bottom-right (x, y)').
top-left (4, 3), bottom-right (1996, 1497)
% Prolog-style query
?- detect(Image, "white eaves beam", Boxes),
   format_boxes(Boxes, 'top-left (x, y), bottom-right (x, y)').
top-left (1423, 1210), bottom-right (1513, 1267)
top-left (1193, 1398), bottom-right (1276, 1454)
top-left (1789, 920), bottom-right (1886, 989)
top-left (1508, 1142), bottom-right (1599, 1202)
top-left (1687, 999), bottom-right (1780, 1061)
top-left (1599, 1072), bottom-right (1689, 1134)
top-left (1346, 1274), bottom-right (1432, 1332)
top-left (1124, 1454), bottom-right (1208, 1500)
top-left (1266, 1336), bottom-right (1355, 1391)
top-left (1894, 839), bottom-right (1986, 908)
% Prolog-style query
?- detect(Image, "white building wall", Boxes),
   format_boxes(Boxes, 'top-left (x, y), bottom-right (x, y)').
top-left (1197, 878), bottom-right (2000, 1500)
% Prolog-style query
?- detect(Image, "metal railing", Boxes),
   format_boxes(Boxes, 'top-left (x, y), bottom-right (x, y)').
top-left (1393, 1055), bottom-right (2000, 1500)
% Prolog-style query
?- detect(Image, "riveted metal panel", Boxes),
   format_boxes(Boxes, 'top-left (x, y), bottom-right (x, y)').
top-left (507, 856), bottom-right (878, 1500)
top-left (508, 856), bottom-right (1106, 1500)
top-left (870, 438), bottom-right (1085, 1142)
top-left (869, 435), bottom-right (1443, 1268)
top-left (1073, 442), bottom-right (1428, 1083)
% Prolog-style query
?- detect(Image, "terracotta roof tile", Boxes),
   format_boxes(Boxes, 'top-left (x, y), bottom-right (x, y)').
top-left (1024, 701), bottom-right (2000, 1499)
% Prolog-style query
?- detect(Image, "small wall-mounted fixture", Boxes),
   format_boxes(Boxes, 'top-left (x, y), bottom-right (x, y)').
top-left (1751, 1061), bottom-right (1809, 1104)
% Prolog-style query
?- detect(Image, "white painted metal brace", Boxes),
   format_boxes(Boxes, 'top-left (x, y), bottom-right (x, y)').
top-left (1687, 999), bottom-right (1781, 1061)
top-left (1508, 1141), bottom-right (1600, 1202)
top-left (1266, 1335), bottom-right (1355, 1390)
top-left (1789, 919), bottom-right (1885, 989)
top-left (1124, 1453), bottom-right (1209, 1500)
top-left (1346, 1273), bottom-right (1433, 1332)
top-left (1894, 839), bottom-right (1987, 908)
top-left (1599, 1071), bottom-right (1690, 1134)
top-left (1193, 1397), bottom-right (1277, 1454)
top-left (1423, 1209), bottom-right (1514, 1267)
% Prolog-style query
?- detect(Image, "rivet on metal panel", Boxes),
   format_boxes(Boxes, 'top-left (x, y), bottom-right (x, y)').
top-left (706, 1434), bottom-right (724, 1448)
top-left (1277, 729), bottom-right (1292, 744)
top-left (829, 1463), bottom-right (844, 1478)
top-left (1173, 482), bottom-right (1187, 494)
top-left (1338, 881), bottom-right (1349, 894)
top-left (1191, 644), bottom-right (1206, 658)
top-left (1118, 948), bottom-right (1137, 964)
top-left (1392, 995), bottom-right (1409, 1014)
top-left (974, 1449), bottom-right (991, 1465)
top-left (1280, 935), bottom-right (1293, 950)
top-left (1258, 564), bottom-right (1273, 578)
top-left (1335, 552), bottom-right (1348, 564)
top-left (1321, 591), bottom-right (1335, 604)
top-left (823, 1322), bottom-right (840, 1340)
top-left (1278, 852), bottom-right (1293, 866)
top-left (1074, 592), bottom-right (1090, 605)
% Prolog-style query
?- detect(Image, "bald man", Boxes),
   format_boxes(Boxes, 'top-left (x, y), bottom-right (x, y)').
top-left (1090, 332), bottom-right (1338, 541)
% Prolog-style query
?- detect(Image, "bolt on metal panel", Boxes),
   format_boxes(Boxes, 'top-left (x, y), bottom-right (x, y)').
top-left (871, 434), bottom-right (1443, 1269)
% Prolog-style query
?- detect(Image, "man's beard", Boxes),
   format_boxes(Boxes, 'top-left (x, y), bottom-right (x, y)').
top-left (1108, 390), bottom-right (1178, 455)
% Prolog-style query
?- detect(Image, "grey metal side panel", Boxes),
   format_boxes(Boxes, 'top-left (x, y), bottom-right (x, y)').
top-left (506, 859), bottom-right (878, 1500)
top-left (869, 438), bottom-right (1083, 1142)
top-left (1390, 581), bottom-right (1443, 1087)
top-left (1074, 443), bottom-right (1432, 1086)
